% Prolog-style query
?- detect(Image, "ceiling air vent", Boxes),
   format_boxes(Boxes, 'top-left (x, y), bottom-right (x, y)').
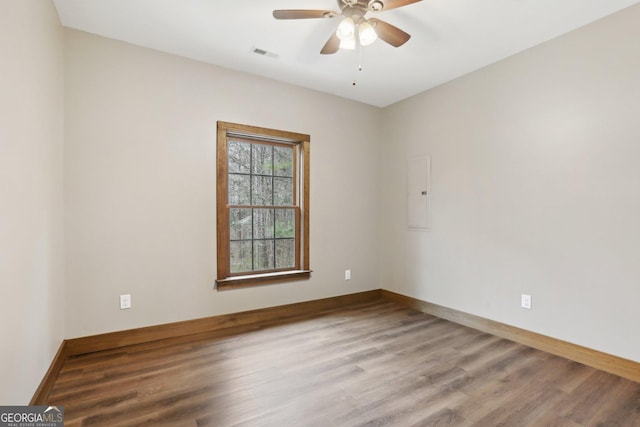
top-left (250, 46), bottom-right (279, 59)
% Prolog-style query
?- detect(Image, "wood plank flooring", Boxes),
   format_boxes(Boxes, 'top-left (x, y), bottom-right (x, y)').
top-left (48, 299), bottom-right (640, 426)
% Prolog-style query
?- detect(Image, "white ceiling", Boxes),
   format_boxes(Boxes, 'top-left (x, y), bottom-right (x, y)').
top-left (53, 0), bottom-right (639, 107)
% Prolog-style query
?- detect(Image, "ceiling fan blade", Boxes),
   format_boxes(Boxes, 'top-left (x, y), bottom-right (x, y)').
top-left (374, 0), bottom-right (422, 11)
top-left (320, 33), bottom-right (340, 55)
top-left (273, 10), bottom-right (336, 20)
top-left (370, 18), bottom-right (411, 47)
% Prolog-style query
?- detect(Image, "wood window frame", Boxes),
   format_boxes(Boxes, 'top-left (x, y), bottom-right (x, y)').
top-left (216, 121), bottom-right (311, 290)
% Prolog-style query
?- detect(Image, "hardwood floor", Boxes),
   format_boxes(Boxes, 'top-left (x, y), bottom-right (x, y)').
top-left (48, 299), bottom-right (640, 426)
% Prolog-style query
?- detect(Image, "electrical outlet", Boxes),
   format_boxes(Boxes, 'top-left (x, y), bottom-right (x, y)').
top-left (120, 294), bottom-right (132, 310)
top-left (521, 294), bottom-right (532, 309)
top-left (345, 269), bottom-right (351, 280)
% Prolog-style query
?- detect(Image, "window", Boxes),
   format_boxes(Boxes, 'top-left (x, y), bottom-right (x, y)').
top-left (216, 122), bottom-right (310, 290)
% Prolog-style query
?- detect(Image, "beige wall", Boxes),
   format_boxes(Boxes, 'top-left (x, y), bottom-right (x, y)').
top-left (0, 1), bottom-right (65, 404)
top-left (381, 4), bottom-right (640, 362)
top-left (3, 0), bottom-right (640, 405)
top-left (64, 30), bottom-right (383, 338)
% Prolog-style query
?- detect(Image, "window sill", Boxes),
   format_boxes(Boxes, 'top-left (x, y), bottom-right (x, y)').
top-left (216, 270), bottom-right (312, 291)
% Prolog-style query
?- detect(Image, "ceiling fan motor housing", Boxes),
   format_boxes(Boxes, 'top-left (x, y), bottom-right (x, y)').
top-left (342, 0), bottom-right (384, 13)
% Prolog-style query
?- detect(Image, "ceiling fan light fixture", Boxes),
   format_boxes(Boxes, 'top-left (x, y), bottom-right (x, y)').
top-left (339, 37), bottom-right (356, 50)
top-left (358, 20), bottom-right (377, 46)
top-left (272, 0), bottom-right (418, 55)
top-left (336, 17), bottom-right (355, 41)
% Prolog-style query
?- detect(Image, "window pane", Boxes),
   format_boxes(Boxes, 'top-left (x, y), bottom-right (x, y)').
top-left (229, 174), bottom-right (250, 205)
top-left (251, 144), bottom-right (272, 176)
top-left (275, 209), bottom-right (295, 238)
top-left (229, 208), bottom-right (252, 241)
top-left (273, 177), bottom-right (293, 206)
top-left (228, 140), bottom-right (251, 173)
top-left (274, 146), bottom-right (293, 177)
top-left (230, 241), bottom-right (252, 273)
top-left (253, 209), bottom-right (274, 239)
top-left (275, 239), bottom-right (295, 269)
top-left (251, 176), bottom-right (273, 205)
top-left (254, 240), bottom-right (274, 270)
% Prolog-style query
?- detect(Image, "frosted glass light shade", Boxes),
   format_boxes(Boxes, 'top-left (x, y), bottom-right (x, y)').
top-left (336, 17), bottom-right (355, 41)
top-left (359, 21), bottom-right (377, 46)
top-left (339, 37), bottom-right (356, 50)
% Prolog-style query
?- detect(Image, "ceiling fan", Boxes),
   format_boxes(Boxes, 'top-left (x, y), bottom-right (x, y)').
top-left (273, 0), bottom-right (422, 54)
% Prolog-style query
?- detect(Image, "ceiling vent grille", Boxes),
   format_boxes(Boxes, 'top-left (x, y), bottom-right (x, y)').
top-left (251, 46), bottom-right (279, 59)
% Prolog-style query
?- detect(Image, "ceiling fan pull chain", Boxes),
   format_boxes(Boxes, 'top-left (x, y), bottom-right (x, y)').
top-left (353, 35), bottom-right (362, 86)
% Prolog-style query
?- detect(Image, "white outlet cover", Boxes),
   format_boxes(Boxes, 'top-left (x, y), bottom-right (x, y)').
top-left (521, 294), bottom-right (532, 309)
top-left (120, 294), bottom-right (132, 310)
